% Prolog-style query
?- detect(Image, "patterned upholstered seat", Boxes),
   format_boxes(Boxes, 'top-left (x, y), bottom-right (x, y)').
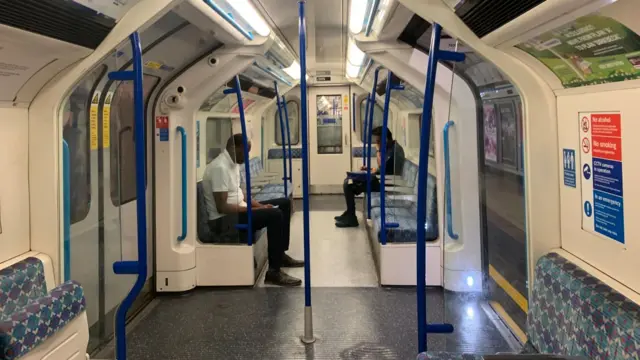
top-left (0, 258), bottom-right (86, 360)
top-left (258, 181), bottom-right (293, 195)
top-left (268, 148), bottom-right (303, 159)
top-left (417, 251), bottom-right (640, 359)
top-left (369, 171), bottom-right (439, 243)
top-left (416, 352), bottom-right (483, 360)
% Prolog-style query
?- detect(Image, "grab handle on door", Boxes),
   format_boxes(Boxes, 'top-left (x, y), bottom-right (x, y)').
top-left (344, 133), bottom-right (348, 146)
top-left (176, 126), bottom-right (187, 242)
top-left (443, 120), bottom-right (459, 240)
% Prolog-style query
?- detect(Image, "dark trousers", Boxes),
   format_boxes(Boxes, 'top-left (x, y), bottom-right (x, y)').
top-left (208, 197), bottom-right (292, 270)
top-left (343, 177), bottom-right (380, 216)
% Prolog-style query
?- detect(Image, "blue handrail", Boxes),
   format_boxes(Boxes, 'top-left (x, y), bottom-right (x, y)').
top-left (378, 70), bottom-right (403, 245)
top-left (274, 82), bottom-right (288, 196)
top-left (177, 126), bottom-right (187, 241)
top-left (203, 0), bottom-right (254, 41)
top-left (256, 62), bottom-right (293, 87)
top-left (443, 120), bottom-right (459, 240)
top-left (62, 140), bottom-right (70, 282)
top-left (282, 95), bottom-right (293, 182)
top-left (109, 31), bottom-right (148, 360)
top-left (352, 93), bottom-right (356, 132)
top-left (299, 0), bottom-right (313, 324)
top-left (416, 23), bottom-right (465, 354)
top-left (366, 67), bottom-right (383, 219)
top-left (362, 94), bottom-right (370, 163)
top-left (364, 0), bottom-right (381, 36)
top-left (224, 77), bottom-right (254, 245)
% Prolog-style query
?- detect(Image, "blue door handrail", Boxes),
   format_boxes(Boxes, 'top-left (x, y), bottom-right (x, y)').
top-left (62, 140), bottom-right (70, 282)
top-left (362, 94), bottom-right (370, 163)
top-left (224, 77), bottom-right (254, 245)
top-left (109, 31), bottom-right (148, 360)
top-left (177, 126), bottom-right (187, 242)
top-left (366, 67), bottom-right (383, 219)
top-left (416, 23), bottom-right (465, 354)
top-left (378, 70), bottom-right (404, 245)
top-left (443, 121), bottom-right (459, 240)
top-left (274, 82), bottom-right (289, 196)
top-left (352, 93), bottom-right (356, 132)
top-left (282, 95), bottom-right (293, 182)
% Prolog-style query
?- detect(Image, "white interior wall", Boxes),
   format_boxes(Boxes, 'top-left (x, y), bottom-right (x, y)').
top-left (0, 108), bottom-right (30, 263)
top-left (557, 89), bottom-right (640, 294)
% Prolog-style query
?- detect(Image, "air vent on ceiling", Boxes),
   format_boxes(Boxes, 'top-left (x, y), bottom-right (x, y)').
top-left (376, 73), bottom-right (402, 96)
top-left (0, 0), bottom-right (115, 49)
top-left (316, 70), bottom-right (331, 76)
top-left (455, 0), bottom-right (545, 38)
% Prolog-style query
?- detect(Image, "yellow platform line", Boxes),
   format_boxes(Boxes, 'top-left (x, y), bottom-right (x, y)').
top-left (490, 301), bottom-right (527, 344)
top-left (489, 264), bottom-right (528, 313)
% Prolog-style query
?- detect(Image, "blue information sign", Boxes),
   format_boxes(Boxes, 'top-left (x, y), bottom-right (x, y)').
top-left (563, 149), bottom-right (576, 188)
top-left (593, 190), bottom-right (624, 243)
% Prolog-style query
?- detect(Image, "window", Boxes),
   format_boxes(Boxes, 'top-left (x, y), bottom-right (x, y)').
top-left (110, 75), bottom-right (160, 206)
top-left (359, 98), bottom-right (384, 142)
top-left (274, 100), bottom-right (300, 145)
top-left (316, 94), bottom-right (343, 154)
top-left (62, 65), bottom-right (107, 224)
top-left (206, 118), bottom-right (233, 164)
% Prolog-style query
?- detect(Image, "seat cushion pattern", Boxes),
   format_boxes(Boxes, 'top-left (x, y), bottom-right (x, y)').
top-left (528, 252), bottom-right (640, 359)
top-left (0, 280), bottom-right (86, 360)
top-left (0, 258), bottom-right (47, 321)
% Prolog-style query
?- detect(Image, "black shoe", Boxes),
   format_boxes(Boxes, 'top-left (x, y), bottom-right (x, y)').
top-left (334, 211), bottom-right (348, 221)
top-left (282, 253), bottom-right (304, 268)
top-left (336, 216), bottom-right (359, 228)
top-left (265, 270), bottom-right (302, 287)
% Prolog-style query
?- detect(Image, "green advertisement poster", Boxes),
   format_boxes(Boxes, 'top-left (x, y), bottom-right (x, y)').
top-left (516, 15), bottom-right (640, 88)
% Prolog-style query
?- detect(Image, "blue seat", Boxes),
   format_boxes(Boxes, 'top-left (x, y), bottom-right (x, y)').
top-left (369, 172), bottom-right (439, 243)
top-left (0, 258), bottom-right (86, 360)
top-left (417, 251), bottom-right (640, 359)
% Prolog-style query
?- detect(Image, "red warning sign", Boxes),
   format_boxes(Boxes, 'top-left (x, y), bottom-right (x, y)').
top-left (582, 138), bottom-right (590, 153)
top-left (591, 113), bottom-right (621, 137)
top-left (592, 136), bottom-right (622, 161)
top-left (155, 115), bottom-right (169, 129)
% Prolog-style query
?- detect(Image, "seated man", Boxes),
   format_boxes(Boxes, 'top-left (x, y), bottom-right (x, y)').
top-left (203, 134), bottom-right (304, 287)
top-left (336, 126), bottom-right (405, 228)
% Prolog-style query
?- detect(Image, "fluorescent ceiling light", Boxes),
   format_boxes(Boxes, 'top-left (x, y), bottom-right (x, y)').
top-left (283, 60), bottom-right (301, 80)
top-left (226, 0), bottom-right (271, 37)
top-left (349, 0), bottom-right (368, 34)
top-left (346, 38), bottom-right (365, 66)
top-left (346, 62), bottom-right (362, 78)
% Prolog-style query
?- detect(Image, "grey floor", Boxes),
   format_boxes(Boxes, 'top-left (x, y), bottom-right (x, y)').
top-left (95, 195), bottom-right (517, 359)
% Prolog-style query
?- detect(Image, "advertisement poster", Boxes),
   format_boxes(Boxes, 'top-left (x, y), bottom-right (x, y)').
top-left (579, 112), bottom-right (625, 245)
top-left (483, 104), bottom-right (498, 162)
top-left (517, 15), bottom-right (640, 88)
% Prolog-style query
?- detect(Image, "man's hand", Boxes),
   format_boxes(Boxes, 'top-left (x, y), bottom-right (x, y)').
top-left (263, 204), bottom-right (274, 209)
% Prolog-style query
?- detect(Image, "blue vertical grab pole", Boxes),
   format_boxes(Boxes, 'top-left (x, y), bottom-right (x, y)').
top-left (62, 140), bottom-right (70, 282)
top-left (416, 23), bottom-right (465, 354)
top-left (274, 82), bottom-right (288, 196)
top-left (298, 0), bottom-right (315, 344)
top-left (366, 67), bottom-right (383, 219)
top-left (224, 77), bottom-right (254, 245)
top-left (110, 31), bottom-right (148, 360)
top-left (378, 70), bottom-right (403, 245)
top-left (352, 92), bottom-right (356, 132)
top-left (282, 95), bottom-right (293, 182)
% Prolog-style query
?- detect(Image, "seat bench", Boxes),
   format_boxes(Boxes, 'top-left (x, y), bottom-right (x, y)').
top-left (0, 256), bottom-right (88, 360)
top-left (417, 251), bottom-right (640, 359)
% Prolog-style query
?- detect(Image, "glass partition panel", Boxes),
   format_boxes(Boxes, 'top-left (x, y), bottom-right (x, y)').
top-left (316, 94), bottom-right (343, 154)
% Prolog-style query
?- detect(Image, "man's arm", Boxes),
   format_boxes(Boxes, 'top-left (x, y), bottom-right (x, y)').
top-left (213, 191), bottom-right (247, 214)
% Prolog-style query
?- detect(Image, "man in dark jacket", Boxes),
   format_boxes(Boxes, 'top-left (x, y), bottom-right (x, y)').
top-left (336, 126), bottom-right (405, 228)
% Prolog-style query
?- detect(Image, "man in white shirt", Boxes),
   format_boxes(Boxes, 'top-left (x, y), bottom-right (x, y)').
top-left (203, 134), bottom-right (303, 286)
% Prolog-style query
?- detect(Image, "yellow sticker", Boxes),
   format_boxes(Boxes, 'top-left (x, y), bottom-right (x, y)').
top-left (144, 60), bottom-right (162, 69)
top-left (343, 94), bottom-right (349, 105)
top-left (90, 91), bottom-right (100, 150)
top-left (102, 91), bottom-right (113, 148)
